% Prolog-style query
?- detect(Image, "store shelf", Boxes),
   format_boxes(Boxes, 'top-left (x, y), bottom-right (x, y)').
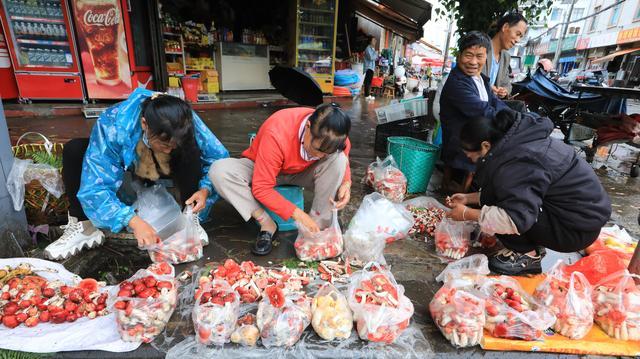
top-left (10, 15), bottom-right (64, 24)
top-left (165, 50), bottom-right (183, 55)
top-left (269, 45), bottom-right (285, 52)
top-left (17, 38), bottom-right (69, 46)
top-left (299, 21), bottom-right (333, 27)
top-left (163, 32), bottom-right (181, 36)
top-left (298, 48), bottom-right (331, 52)
top-left (168, 71), bottom-right (185, 76)
top-left (300, 34), bottom-right (331, 39)
top-left (299, 7), bottom-right (334, 14)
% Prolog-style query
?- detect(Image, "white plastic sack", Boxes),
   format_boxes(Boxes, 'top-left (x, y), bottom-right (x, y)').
top-left (343, 193), bottom-right (414, 264)
top-left (134, 184), bottom-right (185, 240)
top-left (143, 205), bottom-right (203, 264)
top-left (0, 258), bottom-right (140, 353)
top-left (6, 158), bottom-right (64, 211)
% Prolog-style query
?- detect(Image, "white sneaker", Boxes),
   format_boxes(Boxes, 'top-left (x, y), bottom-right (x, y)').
top-left (44, 215), bottom-right (105, 260)
top-left (192, 215), bottom-right (209, 246)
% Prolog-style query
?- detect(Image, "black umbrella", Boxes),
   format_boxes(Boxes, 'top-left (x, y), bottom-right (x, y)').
top-left (269, 65), bottom-right (323, 107)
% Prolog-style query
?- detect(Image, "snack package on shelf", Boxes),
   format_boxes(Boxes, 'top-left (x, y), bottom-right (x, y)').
top-left (256, 286), bottom-right (312, 348)
top-left (434, 218), bottom-right (473, 260)
top-left (144, 206), bottom-right (203, 264)
top-left (113, 263), bottom-right (177, 343)
top-left (364, 155), bottom-right (407, 203)
top-left (429, 285), bottom-right (485, 348)
top-left (311, 282), bottom-right (353, 340)
top-left (230, 313), bottom-right (260, 347)
top-left (533, 262), bottom-right (593, 339)
top-left (347, 262), bottom-right (414, 344)
top-left (592, 270), bottom-right (640, 340)
top-left (402, 196), bottom-right (448, 238)
top-left (193, 280), bottom-right (240, 345)
top-left (475, 276), bottom-right (556, 341)
top-left (343, 193), bottom-right (414, 263)
top-left (435, 254), bottom-right (490, 288)
top-left (294, 208), bottom-right (344, 262)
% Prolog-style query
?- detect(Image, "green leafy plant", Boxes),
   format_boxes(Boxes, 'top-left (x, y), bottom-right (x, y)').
top-left (29, 151), bottom-right (62, 169)
top-left (435, 0), bottom-right (553, 36)
top-left (0, 349), bottom-right (52, 359)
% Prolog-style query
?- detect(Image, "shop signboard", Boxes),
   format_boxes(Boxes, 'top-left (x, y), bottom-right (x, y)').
top-left (561, 35), bottom-right (578, 52)
top-left (617, 26), bottom-right (640, 45)
top-left (71, 0), bottom-right (132, 99)
top-left (576, 37), bottom-right (590, 50)
top-left (534, 42), bottom-right (549, 55)
top-left (589, 32), bottom-right (619, 49)
top-left (548, 40), bottom-right (557, 53)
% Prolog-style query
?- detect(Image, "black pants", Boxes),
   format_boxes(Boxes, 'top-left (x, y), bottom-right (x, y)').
top-left (363, 69), bottom-right (374, 97)
top-left (62, 138), bottom-right (90, 221)
top-left (497, 207), bottom-right (599, 253)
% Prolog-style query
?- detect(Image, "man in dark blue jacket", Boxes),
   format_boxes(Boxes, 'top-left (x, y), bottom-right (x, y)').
top-left (440, 31), bottom-right (507, 190)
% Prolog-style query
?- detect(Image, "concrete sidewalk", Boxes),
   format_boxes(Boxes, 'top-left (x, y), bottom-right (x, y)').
top-left (5, 96), bottom-right (640, 358)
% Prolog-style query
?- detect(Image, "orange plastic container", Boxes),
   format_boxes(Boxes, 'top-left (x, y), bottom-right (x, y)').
top-left (181, 77), bottom-right (199, 103)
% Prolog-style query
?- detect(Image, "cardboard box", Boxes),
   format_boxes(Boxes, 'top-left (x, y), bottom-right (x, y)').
top-left (203, 80), bottom-right (219, 94)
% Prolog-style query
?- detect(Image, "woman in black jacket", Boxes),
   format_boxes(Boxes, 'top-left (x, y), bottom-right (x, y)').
top-left (446, 108), bottom-right (612, 275)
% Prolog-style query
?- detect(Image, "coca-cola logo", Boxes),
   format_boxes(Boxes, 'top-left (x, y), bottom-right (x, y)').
top-left (83, 8), bottom-right (119, 26)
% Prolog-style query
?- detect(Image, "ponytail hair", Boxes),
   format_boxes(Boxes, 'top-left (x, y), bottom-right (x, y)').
top-left (460, 108), bottom-right (517, 152)
top-left (308, 103), bottom-right (351, 153)
top-left (140, 94), bottom-right (201, 205)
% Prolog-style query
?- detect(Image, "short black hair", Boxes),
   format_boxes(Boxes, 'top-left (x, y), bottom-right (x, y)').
top-left (497, 12), bottom-right (528, 30)
top-left (308, 103), bottom-right (351, 153)
top-left (460, 108), bottom-right (517, 151)
top-left (457, 31), bottom-right (491, 54)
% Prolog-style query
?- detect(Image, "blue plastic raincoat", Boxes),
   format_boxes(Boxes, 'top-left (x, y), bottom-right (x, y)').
top-left (77, 88), bottom-right (229, 233)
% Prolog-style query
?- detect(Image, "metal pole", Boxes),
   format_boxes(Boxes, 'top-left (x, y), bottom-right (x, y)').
top-left (441, 11), bottom-right (454, 75)
top-left (553, 0), bottom-right (576, 72)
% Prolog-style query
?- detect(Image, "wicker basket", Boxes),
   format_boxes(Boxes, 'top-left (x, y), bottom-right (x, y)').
top-left (12, 132), bottom-right (68, 226)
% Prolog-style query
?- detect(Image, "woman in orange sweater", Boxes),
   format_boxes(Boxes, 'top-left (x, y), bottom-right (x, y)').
top-left (210, 103), bottom-right (352, 255)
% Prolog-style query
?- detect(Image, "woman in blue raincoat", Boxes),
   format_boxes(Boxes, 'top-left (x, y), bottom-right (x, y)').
top-left (44, 88), bottom-right (229, 260)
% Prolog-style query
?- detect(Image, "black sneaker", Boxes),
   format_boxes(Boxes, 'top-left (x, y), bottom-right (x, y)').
top-left (489, 248), bottom-right (545, 275)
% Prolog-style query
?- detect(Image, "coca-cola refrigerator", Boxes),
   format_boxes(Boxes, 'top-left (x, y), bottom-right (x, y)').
top-left (70, 0), bottom-right (154, 100)
top-left (0, 0), bottom-right (84, 101)
top-left (0, 27), bottom-right (18, 100)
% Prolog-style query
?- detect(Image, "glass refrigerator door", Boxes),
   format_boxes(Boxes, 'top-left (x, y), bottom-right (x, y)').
top-left (297, 0), bottom-right (336, 78)
top-left (2, 0), bottom-right (74, 69)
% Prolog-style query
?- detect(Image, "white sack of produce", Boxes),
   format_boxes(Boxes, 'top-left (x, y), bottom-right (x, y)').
top-left (430, 285), bottom-right (485, 348)
top-left (311, 282), bottom-right (353, 340)
top-left (364, 155), bottom-right (407, 203)
top-left (256, 286), bottom-right (311, 348)
top-left (435, 254), bottom-right (490, 288)
top-left (593, 270), bottom-right (640, 341)
top-left (294, 208), bottom-right (344, 262)
top-left (0, 258), bottom-right (140, 353)
top-left (434, 218), bottom-right (474, 260)
top-left (193, 280), bottom-right (240, 345)
top-left (230, 314), bottom-right (259, 347)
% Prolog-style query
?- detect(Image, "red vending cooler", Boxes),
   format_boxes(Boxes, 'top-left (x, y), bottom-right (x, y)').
top-left (0, 28), bottom-right (19, 100)
top-left (0, 0), bottom-right (84, 101)
top-left (70, 0), bottom-right (154, 100)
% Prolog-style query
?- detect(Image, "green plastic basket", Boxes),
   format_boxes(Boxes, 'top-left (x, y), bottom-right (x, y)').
top-left (387, 136), bottom-right (440, 193)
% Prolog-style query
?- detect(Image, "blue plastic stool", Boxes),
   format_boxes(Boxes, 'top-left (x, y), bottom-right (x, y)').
top-left (263, 185), bottom-right (304, 231)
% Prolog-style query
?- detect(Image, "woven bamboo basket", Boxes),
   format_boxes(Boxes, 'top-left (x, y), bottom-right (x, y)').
top-left (11, 132), bottom-right (68, 225)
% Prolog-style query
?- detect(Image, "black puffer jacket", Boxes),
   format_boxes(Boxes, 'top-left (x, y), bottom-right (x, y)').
top-left (476, 112), bottom-right (611, 234)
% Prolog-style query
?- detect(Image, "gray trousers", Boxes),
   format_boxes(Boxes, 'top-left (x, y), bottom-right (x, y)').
top-left (209, 153), bottom-right (347, 228)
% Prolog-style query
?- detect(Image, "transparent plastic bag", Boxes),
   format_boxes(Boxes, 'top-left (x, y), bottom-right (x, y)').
top-left (435, 254), bottom-right (490, 287)
top-left (592, 270), bottom-right (640, 340)
top-left (429, 285), bottom-right (485, 348)
top-left (144, 206), bottom-right (203, 264)
top-left (403, 196), bottom-right (448, 237)
top-left (475, 276), bottom-right (556, 341)
top-left (294, 208), bottom-right (344, 262)
top-left (533, 262), bottom-right (593, 339)
top-left (134, 184), bottom-right (185, 240)
top-left (6, 158), bottom-right (64, 211)
top-left (230, 313), bottom-right (260, 347)
top-left (343, 193), bottom-right (414, 264)
top-left (256, 288), bottom-right (312, 348)
top-left (364, 155), bottom-right (407, 203)
top-left (193, 280), bottom-right (240, 345)
top-left (113, 263), bottom-right (178, 343)
top-left (311, 282), bottom-right (353, 340)
top-left (434, 218), bottom-right (473, 260)
top-left (348, 262), bottom-right (414, 344)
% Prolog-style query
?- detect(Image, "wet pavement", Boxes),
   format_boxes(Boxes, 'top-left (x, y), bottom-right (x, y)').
top-left (5, 96), bottom-right (640, 358)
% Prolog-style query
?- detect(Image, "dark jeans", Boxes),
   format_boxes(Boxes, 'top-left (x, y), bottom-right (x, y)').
top-left (364, 69), bottom-right (374, 97)
top-left (62, 138), bottom-right (90, 221)
top-left (497, 206), bottom-right (599, 253)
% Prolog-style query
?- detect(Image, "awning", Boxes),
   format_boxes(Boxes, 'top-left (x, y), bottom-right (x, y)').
top-left (592, 47), bottom-right (640, 63)
top-left (351, 0), bottom-right (431, 42)
top-left (559, 56), bottom-right (576, 63)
